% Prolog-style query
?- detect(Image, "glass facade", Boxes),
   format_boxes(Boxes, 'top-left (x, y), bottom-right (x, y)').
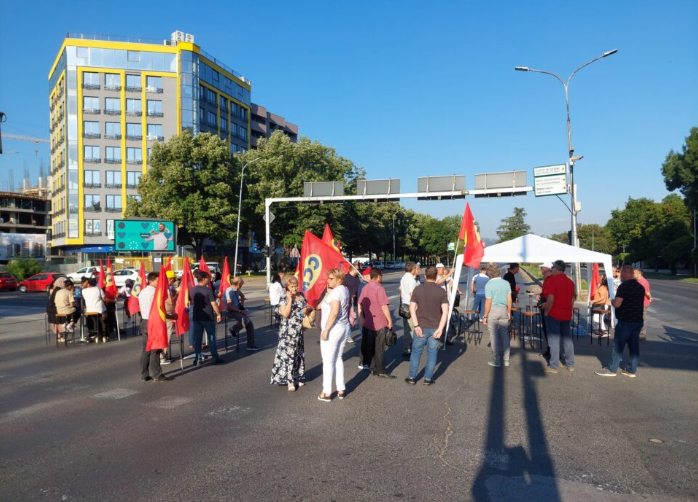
top-left (67, 46), bottom-right (177, 73)
top-left (179, 50), bottom-right (199, 135)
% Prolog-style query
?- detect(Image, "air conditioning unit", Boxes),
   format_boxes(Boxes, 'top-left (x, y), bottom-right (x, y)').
top-left (171, 31), bottom-right (184, 44)
top-left (185, 33), bottom-right (195, 43)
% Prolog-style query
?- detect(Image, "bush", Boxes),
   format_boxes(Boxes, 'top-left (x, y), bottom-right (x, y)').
top-left (7, 258), bottom-right (43, 281)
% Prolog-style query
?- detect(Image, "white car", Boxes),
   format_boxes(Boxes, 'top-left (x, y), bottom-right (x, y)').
top-left (66, 267), bottom-right (98, 283)
top-left (112, 268), bottom-right (139, 287)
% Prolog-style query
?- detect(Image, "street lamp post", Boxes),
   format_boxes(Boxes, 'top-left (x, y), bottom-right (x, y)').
top-left (392, 214), bottom-right (396, 263)
top-left (515, 49), bottom-right (617, 294)
top-left (233, 157), bottom-right (261, 277)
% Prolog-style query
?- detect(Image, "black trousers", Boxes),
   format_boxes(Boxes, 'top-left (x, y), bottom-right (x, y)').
top-left (140, 321), bottom-right (162, 379)
top-left (364, 327), bottom-right (388, 374)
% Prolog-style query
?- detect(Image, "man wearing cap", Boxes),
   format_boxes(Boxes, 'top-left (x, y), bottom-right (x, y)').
top-left (540, 260), bottom-right (576, 373)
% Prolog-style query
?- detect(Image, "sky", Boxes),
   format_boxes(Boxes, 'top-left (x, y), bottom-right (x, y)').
top-left (1, 0), bottom-right (696, 240)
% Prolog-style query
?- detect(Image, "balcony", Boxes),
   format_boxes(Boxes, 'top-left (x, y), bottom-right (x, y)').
top-left (84, 182), bottom-right (102, 189)
top-left (126, 110), bottom-right (142, 117)
top-left (146, 111), bottom-right (164, 118)
top-left (104, 108), bottom-right (121, 115)
top-left (126, 135), bottom-right (142, 141)
top-left (105, 183), bottom-right (122, 189)
top-left (84, 205), bottom-right (102, 213)
top-left (126, 159), bottom-right (143, 165)
top-left (84, 157), bottom-right (102, 164)
top-left (104, 158), bottom-right (122, 164)
top-left (83, 108), bottom-right (101, 115)
top-left (105, 207), bottom-right (122, 213)
top-left (82, 83), bottom-right (100, 90)
top-left (105, 85), bottom-right (121, 91)
top-left (147, 135), bottom-right (164, 142)
top-left (105, 134), bottom-right (122, 140)
top-left (83, 133), bottom-right (101, 139)
top-left (146, 86), bottom-right (164, 94)
top-left (126, 86), bottom-right (142, 93)
top-left (85, 230), bottom-right (103, 237)
top-left (126, 183), bottom-right (138, 189)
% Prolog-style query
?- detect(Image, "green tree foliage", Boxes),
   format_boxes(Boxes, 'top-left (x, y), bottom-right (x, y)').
top-left (7, 258), bottom-right (42, 281)
top-left (662, 126), bottom-right (698, 210)
top-left (125, 131), bottom-right (239, 257)
top-left (496, 207), bottom-right (531, 243)
top-left (548, 224), bottom-right (613, 253)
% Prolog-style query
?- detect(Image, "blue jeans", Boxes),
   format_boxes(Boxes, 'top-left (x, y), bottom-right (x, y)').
top-left (409, 328), bottom-right (440, 381)
top-left (192, 320), bottom-right (219, 363)
top-left (546, 315), bottom-right (574, 370)
top-left (608, 320), bottom-right (642, 373)
top-left (473, 293), bottom-right (486, 320)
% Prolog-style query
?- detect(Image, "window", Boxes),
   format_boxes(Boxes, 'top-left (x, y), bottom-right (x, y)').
top-left (106, 171), bottom-right (122, 188)
top-left (127, 147), bottom-right (142, 164)
top-left (105, 73), bottom-right (121, 90)
top-left (126, 123), bottom-right (142, 140)
top-left (127, 171), bottom-right (142, 188)
top-left (106, 195), bottom-right (122, 212)
top-left (84, 145), bottom-right (100, 162)
top-left (83, 96), bottom-right (99, 113)
top-left (105, 97), bottom-right (121, 114)
top-left (147, 148), bottom-right (152, 159)
top-left (127, 50), bottom-right (140, 62)
top-left (105, 146), bottom-right (121, 163)
top-left (84, 194), bottom-right (101, 212)
top-left (84, 170), bottom-right (100, 188)
top-left (105, 122), bottom-right (121, 139)
top-left (207, 111), bottom-right (216, 126)
top-left (85, 219), bottom-right (102, 236)
top-left (240, 107), bottom-right (247, 120)
top-left (126, 98), bottom-right (142, 115)
top-left (199, 107), bottom-right (205, 124)
top-left (83, 72), bottom-right (99, 89)
top-left (230, 123), bottom-right (237, 136)
top-left (199, 84), bottom-right (205, 100)
top-left (230, 144), bottom-right (237, 154)
top-left (239, 126), bottom-right (247, 140)
top-left (146, 100), bottom-right (163, 117)
top-left (238, 146), bottom-right (246, 153)
top-left (231, 102), bottom-right (238, 116)
top-left (221, 117), bottom-right (228, 132)
top-left (147, 124), bottom-right (163, 140)
top-left (128, 195), bottom-right (142, 203)
top-left (126, 74), bottom-right (141, 91)
top-left (107, 219), bottom-right (115, 239)
top-left (146, 76), bottom-right (163, 92)
top-left (83, 121), bottom-right (100, 138)
top-left (220, 97), bottom-right (227, 110)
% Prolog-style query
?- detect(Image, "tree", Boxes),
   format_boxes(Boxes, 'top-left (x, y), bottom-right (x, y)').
top-left (496, 207), bottom-right (531, 243)
top-left (126, 131), bottom-right (239, 257)
top-left (662, 126), bottom-right (698, 210)
top-left (7, 258), bottom-right (42, 281)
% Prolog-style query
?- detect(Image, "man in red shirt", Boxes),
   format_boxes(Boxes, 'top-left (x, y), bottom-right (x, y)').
top-left (540, 260), bottom-right (576, 373)
top-left (634, 269), bottom-right (652, 340)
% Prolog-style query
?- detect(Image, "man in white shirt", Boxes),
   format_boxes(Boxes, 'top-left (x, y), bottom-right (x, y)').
top-left (398, 261), bottom-right (420, 358)
top-left (81, 277), bottom-right (107, 342)
top-left (138, 272), bottom-right (170, 381)
top-left (145, 223), bottom-right (173, 251)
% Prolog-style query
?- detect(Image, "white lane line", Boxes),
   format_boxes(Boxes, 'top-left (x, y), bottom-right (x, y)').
top-left (206, 405), bottom-right (251, 419)
top-left (146, 397), bottom-right (192, 409)
top-left (0, 399), bottom-right (67, 424)
top-left (93, 388), bottom-right (139, 400)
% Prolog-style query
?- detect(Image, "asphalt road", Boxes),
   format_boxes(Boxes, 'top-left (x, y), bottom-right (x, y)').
top-left (1, 272), bottom-right (696, 502)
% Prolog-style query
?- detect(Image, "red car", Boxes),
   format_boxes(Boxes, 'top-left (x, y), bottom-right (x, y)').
top-left (0, 272), bottom-right (18, 291)
top-left (18, 273), bottom-right (66, 293)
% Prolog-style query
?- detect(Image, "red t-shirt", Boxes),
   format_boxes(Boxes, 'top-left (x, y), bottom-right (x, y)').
top-left (637, 277), bottom-right (650, 308)
top-left (544, 273), bottom-right (575, 321)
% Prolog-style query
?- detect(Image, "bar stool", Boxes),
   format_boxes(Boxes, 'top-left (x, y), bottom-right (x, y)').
top-left (464, 310), bottom-right (481, 345)
top-left (520, 310), bottom-right (540, 350)
top-left (83, 312), bottom-right (103, 343)
top-left (509, 307), bottom-right (520, 340)
top-left (589, 308), bottom-right (610, 346)
top-left (571, 307), bottom-right (582, 340)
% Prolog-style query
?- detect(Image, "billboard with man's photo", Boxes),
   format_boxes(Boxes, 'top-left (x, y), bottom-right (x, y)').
top-left (114, 220), bottom-right (176, 252)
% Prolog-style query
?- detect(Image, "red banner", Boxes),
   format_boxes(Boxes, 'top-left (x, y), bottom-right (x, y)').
top-left (105, 257), bottom-right (118, 300)
top-left (462, 203), bottom-right (485, 269)
top-left (218, 256), bottom-right (231, 310)
top-left (322, 223), bottom-right (341, 252)
top-left (127, 262), bottom-right (146, 315)
top-left (146, 261), bottom-right (170, 350)
top-left (590, 263), bottom-right (600, 300)
top-left (175, 257), bottom-right (193, 336)
top-left (300, 230), bottom-right (350, 308)
top-left (98, 260), bottom-right (106, 290)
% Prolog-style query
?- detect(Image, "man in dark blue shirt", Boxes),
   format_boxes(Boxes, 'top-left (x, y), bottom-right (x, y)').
top-left (189, 269), bottom-right (222, 366)
top-left (595, 265), bottom-right (646, 378)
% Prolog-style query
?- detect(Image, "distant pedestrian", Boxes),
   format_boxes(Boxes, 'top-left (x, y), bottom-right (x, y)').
top-left (270, 276), bottom-right (308, 391)
top-left (611, 266), bottom-right (622, 292)
top-left (342, 264), bottom-right (362, 344)
top-left (405, 266), bottom-right (449, 386)
top-left (226, 277), bottom-right (257, 351)
top-left (540, 260), bottom-right (576, 373)
top-left (269, 272), bottom-right (285, 322)
top-left (595, 265), bottom-right (646, 378)
top-left (634, 268), bottom-right (652, 340)
top-left (358, 268), bottom-right (395, 379)
top-left (471, 266), bottom-right (489, 322)
top-left (189, 269), bottom-right (223, 366)
top-left (503, 263), bottom-right (520, 304)
top-left (482, 263), bottom-right (512, 368)
top-left (318, 269), bottom-right (351, 402)
top-left (399, 261), bottom-right (420, 358)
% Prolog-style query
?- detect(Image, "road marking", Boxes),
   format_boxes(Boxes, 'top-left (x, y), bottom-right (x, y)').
top-left (0, 399), bottom-right (67, 424)
top-left (207, 404), bottom-right (251, 419)
top-left (146, 397), bottom-right (192, 409)
top-left (93, 388), bottom-right (139, 400)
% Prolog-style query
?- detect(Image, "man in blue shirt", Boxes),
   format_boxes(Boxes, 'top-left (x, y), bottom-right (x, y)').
top-left (226, 277), bottom-right (257, 351)
top-left (471, 266), bottom-right (489, 322)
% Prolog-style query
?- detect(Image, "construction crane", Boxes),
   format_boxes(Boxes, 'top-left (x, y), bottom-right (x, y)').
top-left (4, 133), bottom-right (49, 144)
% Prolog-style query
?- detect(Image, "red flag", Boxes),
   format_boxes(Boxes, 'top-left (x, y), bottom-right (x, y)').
top-left (218, 257), bottom-right (232, 310)
top-left (458, 205), bottom-right (469, 241)
top-left (146, 261), bottom-right (170, 351)
top-left (590, 263), bottom-right (600, 300)
top-left (105, 257), bottom-right (118, 300)
top-left (299, 231), bottom-right (351, 308)
top-left (97, 260), bottom-right (106, 290)
top-left (127, 262), bottom-right (146, 315)
top-left (175, 257), bottom-right (193, 336)
top-left (198, 256), bottom-right (213, 289)
top-left (463, 203), bottom-right (485, 269)
top-left (322, 223), bottom-right (341, 252)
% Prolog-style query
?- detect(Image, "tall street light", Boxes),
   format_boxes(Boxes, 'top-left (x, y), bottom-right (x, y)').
top-left (515, 49), bottom-right (617, 294)
top-left (233, 156), bottom-right (261, 277)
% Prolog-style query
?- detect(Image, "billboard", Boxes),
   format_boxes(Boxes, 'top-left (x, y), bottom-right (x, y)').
top-left (0, 233), bottom-right (46, 261)
top-left (114, 220), bottom-right (176, 252)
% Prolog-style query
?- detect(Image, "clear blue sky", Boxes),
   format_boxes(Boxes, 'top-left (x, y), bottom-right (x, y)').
top-left (1, 0), bottom-right (696, 240)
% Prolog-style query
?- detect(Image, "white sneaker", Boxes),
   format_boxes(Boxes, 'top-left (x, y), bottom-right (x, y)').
top-left (64, 322), bottom-right (75, 333)
top-left (358, 364), bottom-right (370, 370)
top-left (160, 359), bottom-right (172, 365)
top-left (345, 336), bottom-right (355, 343)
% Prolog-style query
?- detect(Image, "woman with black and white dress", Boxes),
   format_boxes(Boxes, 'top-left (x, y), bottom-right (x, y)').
top-left (270, 276), bottom-right (308, 391)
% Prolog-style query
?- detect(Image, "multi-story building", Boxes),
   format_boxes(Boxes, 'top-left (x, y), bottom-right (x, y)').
top-left (0, 191), bottom-right (51, 262)
top-left (250, 103), bottom-right (298, 148)
top-left (48, 31), bottom-right (252, 253)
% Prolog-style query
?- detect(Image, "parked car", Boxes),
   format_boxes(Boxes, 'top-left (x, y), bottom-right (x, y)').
top-left (192, 261), bottom-right (222, 278)
top-left (112, 268), bottom-right (140, 288)
top-left (385, 261), bottom-right (397, 270)
top-left (18, 272), bottom-right (66, 293)
top-left (0, 272), bottom-right (18, 291)
top-left (395, 261), bottom-right (406, 270)
top-left (66, 266), bottom-right (98, 283)
top-left (372, 261), bottom-right (385, 270)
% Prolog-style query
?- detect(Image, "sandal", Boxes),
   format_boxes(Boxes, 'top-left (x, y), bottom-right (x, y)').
top-left (337, 391), bottom-right (346, 400)
top-left (317, 394), bottom-right (331, 402)
top-left (288, 384), bottom-right (296, 392)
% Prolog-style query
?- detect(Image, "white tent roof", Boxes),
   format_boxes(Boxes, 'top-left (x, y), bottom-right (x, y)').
top-left (482, 233), bottom-right (611, 264)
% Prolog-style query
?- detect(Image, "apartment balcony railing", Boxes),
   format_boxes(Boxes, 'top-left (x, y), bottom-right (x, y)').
top-left (105, 85), bottom-right (121, 91)
top-left (126, 159), bottom-right (143, 165)
top-left (126, 110), bottom-right (142, 117)
top-left (105, 183), bottom-right (122, 189)
top-left (84, 182), bottom-right (102, 189)
top-left (84, 133), bottom-right (101, 139)
top-left (126, 135), bottom-right (142, 141)
top-left (84, 157), bottom-right (102, 164)
top-left (146, 86), bottom-right (164, 94)
top-left (104, 108), bottom-right (121, 115)
top-left (105, 133), bottom-right (122, 140)
top-left (146, 111), bottom-right (164, 117)
top-left (83, 108), bottom-right (101, 115)
top-left (85, 230), bottom-right (103, 237)
top-left (104, 158), bottom-right (122, 164)
top-left (126, 86), bottom-right (142, 93)
top-left (84, 205), bottom-right (101, 213)
top-left (105, 207), bottom-right (122, 213)
top-left (82, 83), bottom-right (100, 90)
top-left (147, 135), bottom-right (164, 142)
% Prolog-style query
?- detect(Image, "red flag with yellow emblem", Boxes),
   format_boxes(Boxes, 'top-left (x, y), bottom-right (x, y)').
top-left (299, 231), bottom-right (351, 308)
top-left (146, 261), bottom-right (170, 350)
top-left (175, 257), bottom-right (193, 336)
top-left (322, 224), bottom-right (341, 253)
top-left (105, 257), bottom-right (118, 300)
top-left (127, 262), bottom-right (146, 315)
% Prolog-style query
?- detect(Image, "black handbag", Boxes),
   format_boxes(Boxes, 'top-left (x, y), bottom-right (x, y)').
top-left (398, 303), bottom-right (411, 319)
top-left (385, 328), bottom-right (397, 346)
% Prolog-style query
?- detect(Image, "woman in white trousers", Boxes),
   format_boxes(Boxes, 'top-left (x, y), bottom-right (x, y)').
top-left (318, 268), bottom-right (350, 402)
